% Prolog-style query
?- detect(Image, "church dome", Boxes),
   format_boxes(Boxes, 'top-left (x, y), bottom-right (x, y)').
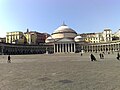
top-left (74, 36), bottom-right (84, 42)
top-left (45, 36), bottom-right (55, 43)
top-left (53, 24), bottom-right (76, 34)
top-left (51, 23), bottom-right (77, 39)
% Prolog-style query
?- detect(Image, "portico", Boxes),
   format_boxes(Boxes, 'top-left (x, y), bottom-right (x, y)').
top-left (54, 38), bottom-right (76, 53)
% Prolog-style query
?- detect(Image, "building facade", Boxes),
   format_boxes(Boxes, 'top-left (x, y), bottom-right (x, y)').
top-left (46, 23), bottom-right (78, 53)
top-left (6, 31), bottom-right (25, 44)
top-left (102, 29), bottom-right (112, 42)
top-left (0, 37), bottom-right (6, 43)
top-left (6, 29), bottom-right (47, 45)
top-left (24, 29), bottom-right (47, 45)
top-left (80, 33), bottom-right (103, 43)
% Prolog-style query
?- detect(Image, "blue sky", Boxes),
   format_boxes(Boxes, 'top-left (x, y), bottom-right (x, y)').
top-left (0, 0), bottom-right (120, 37)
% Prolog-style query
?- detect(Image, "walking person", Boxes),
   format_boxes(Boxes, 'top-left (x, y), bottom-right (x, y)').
top-left (7, 55), bottom-right (11, 63)
top-left (117, 52), bottom-right (120, 60)
top-left (99, 53), bottom-right (102, 59)
top-left (81, 53), bottom-right (83, 56)
top-left (90, 54), bottom-right (97, 61)
top-left (101, 54), bottom-right (104, 59)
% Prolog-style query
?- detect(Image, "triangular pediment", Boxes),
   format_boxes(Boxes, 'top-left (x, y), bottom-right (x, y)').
top-left (56, 38), bottom-right (74, 42)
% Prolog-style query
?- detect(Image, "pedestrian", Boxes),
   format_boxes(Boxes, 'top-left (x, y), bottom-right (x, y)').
top-left (99, 53), bottom-right (102, 59)
top-left (81, 53), bottom-right (83, 56)
top-left (117, 52), bottom-right (120, 60)
top-left (101, 54), bottom-right (104, 59)
top-left (7, 55), bottom-right (11, 63)
top-left (90, 54), bottom-right (97, 61)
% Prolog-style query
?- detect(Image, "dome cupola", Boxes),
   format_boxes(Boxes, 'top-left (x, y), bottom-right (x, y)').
top-left (51, 23), bottom-right (77, 39)
top-left (45, 36), bottom-right (55, 43)
top-left (74, 36), bottom-right (84, 42)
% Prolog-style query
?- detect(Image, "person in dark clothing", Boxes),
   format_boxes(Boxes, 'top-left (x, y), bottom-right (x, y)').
top-left (117, 53), bottom-right (120, 60)
top-left (100, 53), bottom-right (104, 59)
top-left (81, 53), bottom-right (83, 56)
top-left (7, 55), bottom-right (11, 63)
top-left (101, 54), bottom-right (104, 59)
top-left (90, 54), bottom-right (97, 61)
top-left (99, 53), bottom-right (102, 59)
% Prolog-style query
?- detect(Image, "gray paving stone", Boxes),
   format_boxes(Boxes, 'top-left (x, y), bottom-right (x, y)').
top-left (0, 52), bottom-right (119, 90)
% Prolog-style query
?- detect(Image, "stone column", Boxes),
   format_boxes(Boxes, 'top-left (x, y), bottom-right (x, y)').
top-left (105, 45), bottom-right (106, 52)
top-left (110, 44), bottom-right (112, 52)
top-left (74, 43), bottom-right (76, 52)
top-left (102, 45), bottom-right (104, 52)
top-left (56, 44), bottom-right (58, 53)
top-left (54, 44), bottom-right (55, 53)
top-left (98, 45), bottom-right (100, 52)
top-left (71, 43), bottom-right (73, 52)
top-left (92, 45), bottom-right (93, 52)
top-left (65, 44), bottom-right (67, 53)
top-left (96, 45), bottom-right (98, 52)
top-left (59, 43), bottom-right (61, 53)
top-left (62, 44), bottom-right (64, 53)
top-left (93, 45), bottom-right (94, 52)
top-left (113, 44), bottom-right (115, 51)
top-left (68, 44), bottom-right (70, 52)
top-left (108, 45), bottom-right (110, 52)
top-left (61, 43), bottom-right (62, 53)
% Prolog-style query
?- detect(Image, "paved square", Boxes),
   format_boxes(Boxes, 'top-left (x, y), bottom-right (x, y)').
top-left (0, 52), bottom-right (120, 90)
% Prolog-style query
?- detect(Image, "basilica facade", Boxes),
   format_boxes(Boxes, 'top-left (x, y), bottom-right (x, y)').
top-left (45, 23), bottom-right (77, 53)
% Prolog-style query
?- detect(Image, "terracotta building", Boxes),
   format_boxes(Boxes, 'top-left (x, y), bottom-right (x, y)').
top-left (24, 29), bottom-right (48, 45)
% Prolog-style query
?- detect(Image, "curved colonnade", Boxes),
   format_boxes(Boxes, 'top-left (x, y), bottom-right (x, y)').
top-left (0, 43), bottom-right (53, 55)
top-left (0, 41), bottom-right (120, 55)
top-left (76, 41), bottom-right (120, 53)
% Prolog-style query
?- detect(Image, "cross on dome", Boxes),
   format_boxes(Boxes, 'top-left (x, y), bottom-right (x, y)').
top-left (61, 21), bottom-right (67, 26)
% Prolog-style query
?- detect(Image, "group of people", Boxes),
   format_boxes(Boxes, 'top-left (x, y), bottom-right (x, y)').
top-left (90, 52), bottom-right (120, 61)
top-left (99, 53), bottom-right (104, 59)
top-left (6, 52), bottom-right (120, 63)
top-left (90, 53), bottom-right (105, 61)
top-left (90, 54), bottom-right (97, 61)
